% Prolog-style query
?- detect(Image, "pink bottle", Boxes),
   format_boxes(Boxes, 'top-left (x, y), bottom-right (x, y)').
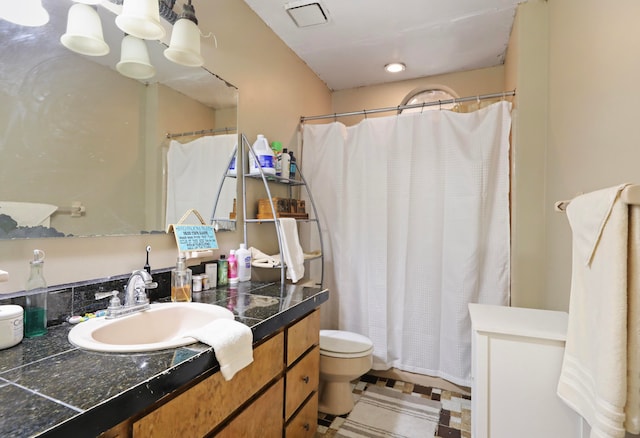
top-left (228, 250), bottom-right (238, 284)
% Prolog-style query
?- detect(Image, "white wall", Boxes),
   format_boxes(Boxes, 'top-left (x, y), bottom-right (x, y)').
top-left (542, 0), bottom-right (640, 311)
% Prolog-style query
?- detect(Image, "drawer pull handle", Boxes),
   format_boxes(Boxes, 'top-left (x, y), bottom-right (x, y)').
top-left (303, 423), bottom-right (310, 431)
top-left (302, 375), bottom-right (309, 384)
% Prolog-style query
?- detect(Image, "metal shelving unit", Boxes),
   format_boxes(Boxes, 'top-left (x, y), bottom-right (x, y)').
top-left (240, 133), bottom-right (324, 287)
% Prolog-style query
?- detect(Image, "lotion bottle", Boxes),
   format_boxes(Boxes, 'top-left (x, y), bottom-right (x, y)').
top-left (171, 254), bottom-right (192, 302)
top-left (24, 249), bottom-right (47, 337)
top-left (236, 243), bottom-right (252, 282)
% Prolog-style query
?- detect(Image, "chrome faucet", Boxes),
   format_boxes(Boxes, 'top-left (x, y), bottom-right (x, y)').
top-left (124, 269), bottom-right (157, 307)
top-left (95, 270), bottom-right (158, 319)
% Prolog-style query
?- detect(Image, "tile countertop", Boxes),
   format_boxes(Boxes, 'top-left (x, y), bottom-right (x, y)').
top-left (0, 282), bottom-right (328, 438)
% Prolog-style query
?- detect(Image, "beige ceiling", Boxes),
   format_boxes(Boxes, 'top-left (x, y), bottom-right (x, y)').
top-left (243, 0), bottom-right (527, 91)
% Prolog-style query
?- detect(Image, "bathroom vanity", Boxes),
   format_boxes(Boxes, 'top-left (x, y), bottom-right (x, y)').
top-left (0, 282), bottom-right (327, 437)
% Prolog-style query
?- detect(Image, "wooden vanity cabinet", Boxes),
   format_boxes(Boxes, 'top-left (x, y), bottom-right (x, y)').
top-left (100, 308), bottom-right (321, 438)
top-left (285, 309), bottom-right (320, 437)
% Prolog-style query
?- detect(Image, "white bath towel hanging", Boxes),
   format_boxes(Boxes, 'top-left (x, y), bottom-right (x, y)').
top-left (278, 218), bottom-right (305, 283)
top-left (165, 134), bottom-right (236, 227)
top-left (626, 204), bottom-right (640, 434)
top-left (557, 184), bottom-right (630, 438)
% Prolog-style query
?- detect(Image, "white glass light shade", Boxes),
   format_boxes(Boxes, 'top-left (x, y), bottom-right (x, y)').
top-left (60, 4), bottom-right (109, 57)
top-left (116, 35), bottom-right (156, 80)
top-left (115, 0), bottom-right (165, 41)
top-left (164, 18), bottom-right (204, 67)
top-left (0, 0), bottom-right (49, 27)
top-left (71, 0), bottom-right (102, 4)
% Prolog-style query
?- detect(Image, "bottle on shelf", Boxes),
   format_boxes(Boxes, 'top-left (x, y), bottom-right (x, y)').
top-left (228, 250), bottom-right (238, 284)
top-left (171, 254), bottom-right (192, 302)
top-left (279, 148), bottom-right (290, 181)
top-left (289, 150), bottom-right (297, 180)
top-left (249, 134), bottom-right (276, 175)
top-left (236, 243), bottom-right (251, 282)
top-left (24, 249), bottom-right (47, 338)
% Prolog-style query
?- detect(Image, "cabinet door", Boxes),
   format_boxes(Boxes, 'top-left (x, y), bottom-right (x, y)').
top-left (285, 391), bottom-right (318, 438)
top-left (132, 332), bottom-right (284, 438)
top-left (285, 346), bottom-right (319, 420)
top-left (216, 379), bottom-right (284, 438)
top-left (287, 309), bottom-right (320, 366)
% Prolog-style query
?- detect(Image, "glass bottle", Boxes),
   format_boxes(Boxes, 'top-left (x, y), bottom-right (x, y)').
top-left (218, 254), bottom-right (228, 286)
top-left (24, 249), bottom-right (47, 337)
top-left (171, 254), bottom-right (192, 302)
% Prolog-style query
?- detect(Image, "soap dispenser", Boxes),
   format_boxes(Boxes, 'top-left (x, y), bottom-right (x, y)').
top-left (24, 249), bottom-right (47, 337)
top-left (171, 254), bottom-right (192, 302)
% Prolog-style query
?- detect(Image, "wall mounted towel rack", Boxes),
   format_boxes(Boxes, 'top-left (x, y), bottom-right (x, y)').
top-left (555, 184), bottom-right (640, 212)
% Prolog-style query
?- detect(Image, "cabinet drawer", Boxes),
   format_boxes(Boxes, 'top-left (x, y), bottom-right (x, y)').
top-left (132, 332), bottom-right (284, 438)
top-left (287, 309), bottom-right (320, 366)
top-left (285, 391), bottom-right (318, 438)
top-left (216, 379), bottom-right (284, 438)
top-left (285, 345), bottom-right (319, 420)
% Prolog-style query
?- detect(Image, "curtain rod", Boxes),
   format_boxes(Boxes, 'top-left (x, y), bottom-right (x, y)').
top-left (166, 126), bottom-right (237, 139)
top-left (299, 90), bottom-right (516, 123)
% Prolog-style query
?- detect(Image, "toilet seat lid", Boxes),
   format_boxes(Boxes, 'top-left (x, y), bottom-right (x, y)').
top-left (320, 330), bottom-right (373, 354)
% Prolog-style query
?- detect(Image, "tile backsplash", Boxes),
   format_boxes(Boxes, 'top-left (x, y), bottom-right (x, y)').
top-left (0, 263), bottom-right (208, 326)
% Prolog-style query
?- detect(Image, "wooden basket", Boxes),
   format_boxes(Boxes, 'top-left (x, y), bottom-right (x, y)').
top-left (257, 198), bottom-right (308, 219)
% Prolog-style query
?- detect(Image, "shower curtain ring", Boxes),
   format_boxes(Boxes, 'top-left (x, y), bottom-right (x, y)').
top-left (421, 103), bottom-right (425, 113)
top-left (334, 113), bottom-right (337, 122)
top-left (363, 109), bottom-right (367, 119)
top-left (439, 100), bottom-right (442, 110)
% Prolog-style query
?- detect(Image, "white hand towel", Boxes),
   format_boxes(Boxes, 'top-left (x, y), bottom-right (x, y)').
top-left (0, 201), bottom-right (58, 227)
top-left (187, 319), bottom-right (254, 381)
top-left (249, 246), bottom-right (281, 267)
top-left (278, 218), bottom-right (305, 283)
top-left (557, 184), bottom-right (629, 438)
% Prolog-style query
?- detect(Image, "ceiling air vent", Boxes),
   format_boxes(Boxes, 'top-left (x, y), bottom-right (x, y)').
top-left (285, 1), bottom-right (329, 28)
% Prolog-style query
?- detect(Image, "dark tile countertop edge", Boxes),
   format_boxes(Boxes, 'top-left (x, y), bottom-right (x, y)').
top-left (29, 286), bottom-right (329, 438)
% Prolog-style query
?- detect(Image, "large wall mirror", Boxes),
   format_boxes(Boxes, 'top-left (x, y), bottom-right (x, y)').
top-left (0, 0), bottom-right (238, 239)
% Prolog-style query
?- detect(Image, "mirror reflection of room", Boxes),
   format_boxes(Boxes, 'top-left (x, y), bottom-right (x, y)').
top-left (0, 0), bottom-right (238, 239)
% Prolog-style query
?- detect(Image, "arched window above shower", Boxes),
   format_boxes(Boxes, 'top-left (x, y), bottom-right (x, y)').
top-left (401, 86), bottom-right (459, 113)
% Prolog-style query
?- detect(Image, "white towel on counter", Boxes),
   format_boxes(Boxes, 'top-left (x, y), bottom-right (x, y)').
top-left (557, 184), bottom-right (630, 438)
top-left (278, 218), bottom-right (305, 283)
top-left (187, 318), bottom-right (254, 381)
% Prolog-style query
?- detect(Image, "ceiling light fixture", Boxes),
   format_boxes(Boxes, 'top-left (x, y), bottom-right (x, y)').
top-left (0, 0), bottom-right (49, 27)
top-left (385, 62), bottom-right (406, 73)
top-left (164, 0), bottom-right (204, 67)
top-left (116, 35), bottom-right (156, 79)
top-left (116, 0), bottom-right (166, 41)
top-left (60, 3), bottom-right (110, 57)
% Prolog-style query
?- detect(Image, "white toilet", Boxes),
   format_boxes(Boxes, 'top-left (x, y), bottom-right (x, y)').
top-left (318, 329), bottom-right (374, 415)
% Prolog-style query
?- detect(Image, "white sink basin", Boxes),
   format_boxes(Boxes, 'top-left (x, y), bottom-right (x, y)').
top-left (68, 302), bottom-right (234, 353)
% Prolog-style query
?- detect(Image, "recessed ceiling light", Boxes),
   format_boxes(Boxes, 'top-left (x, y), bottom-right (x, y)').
top-left (385, 62), bottom-right (406, 73)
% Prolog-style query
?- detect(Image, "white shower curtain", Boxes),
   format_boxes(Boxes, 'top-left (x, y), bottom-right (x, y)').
top-left (301, 101), bottom-right (512, 386)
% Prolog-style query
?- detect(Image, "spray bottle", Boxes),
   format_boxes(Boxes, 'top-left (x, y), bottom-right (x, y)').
top-left (24, 249), bottom-right (47, 337)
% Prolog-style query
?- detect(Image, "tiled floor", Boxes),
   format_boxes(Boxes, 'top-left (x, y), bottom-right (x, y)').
top-left (316, 374), bottom-right (471, 438)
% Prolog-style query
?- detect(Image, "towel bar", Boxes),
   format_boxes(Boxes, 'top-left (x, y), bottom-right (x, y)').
top-left (555, 184), bottom-right (640, 212)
